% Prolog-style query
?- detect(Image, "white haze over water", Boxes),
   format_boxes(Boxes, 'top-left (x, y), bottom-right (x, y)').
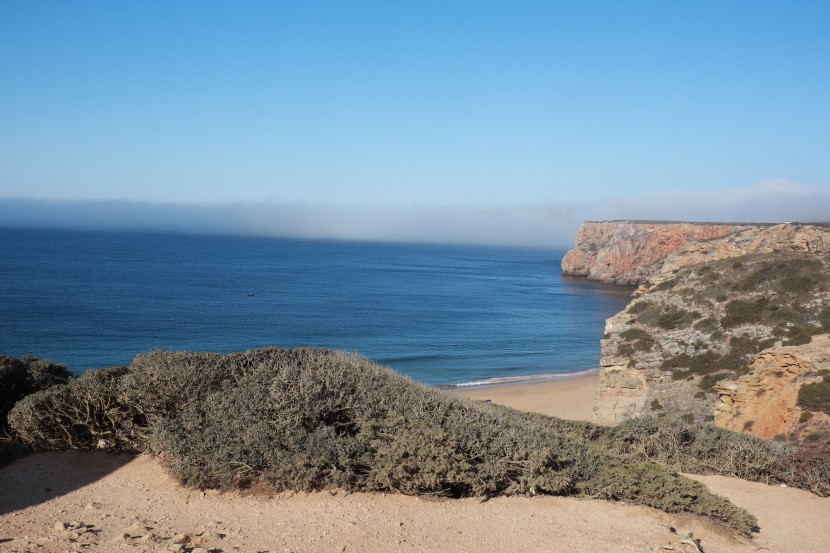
top-left (1, 179), bottom-right (828, 248)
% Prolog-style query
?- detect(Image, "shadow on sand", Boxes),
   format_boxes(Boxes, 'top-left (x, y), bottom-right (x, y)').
top-left (0, 450), bottom-right (135, 516)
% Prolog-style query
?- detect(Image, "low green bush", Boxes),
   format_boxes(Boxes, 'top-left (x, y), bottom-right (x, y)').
top-left (693, 318), bottom-right (720, 334)
top-left (699, 372), bottom-right (730, 391)
top-left (10, 347), bottom-right (762, 535)
top-left (601, 418), bottom-right (815, 491)
top-left (798, 376), bottom-right (830, 416)
top-left (617, 328), bottom-right (655, 356)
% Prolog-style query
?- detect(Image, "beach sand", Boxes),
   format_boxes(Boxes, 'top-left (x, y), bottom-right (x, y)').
top-left (454, 372), bottom-right (599, 420)
top-left (1, 374), bottom-right (829, 553)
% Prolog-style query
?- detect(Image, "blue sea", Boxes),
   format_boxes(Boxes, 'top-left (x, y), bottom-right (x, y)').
top-left (0, 228), bottom-right (632, 387)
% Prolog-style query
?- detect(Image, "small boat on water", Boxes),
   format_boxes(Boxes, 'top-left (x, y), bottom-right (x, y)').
top-left (247, 292), bottom-right (255, 297)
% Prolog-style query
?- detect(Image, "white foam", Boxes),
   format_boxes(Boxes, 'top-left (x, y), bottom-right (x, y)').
top-left (444, 368), bottom-right (600, 389)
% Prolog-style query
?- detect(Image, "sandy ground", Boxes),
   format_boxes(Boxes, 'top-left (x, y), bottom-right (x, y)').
top-left (1, 376), bottom-right (828, 553)
top-left (454, 373), bottom-right (600, 420)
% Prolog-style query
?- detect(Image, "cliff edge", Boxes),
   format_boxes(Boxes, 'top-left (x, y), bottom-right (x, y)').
top-left (561, 221), bottom-right (754, 285)
top-left (594, 250), bottom-right (830, 445)
top-left (561, 221), bottom-right (830, 285)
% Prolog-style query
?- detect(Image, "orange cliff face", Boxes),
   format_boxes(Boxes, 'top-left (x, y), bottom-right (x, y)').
top-left (561, 221), bottom-right (749, 285)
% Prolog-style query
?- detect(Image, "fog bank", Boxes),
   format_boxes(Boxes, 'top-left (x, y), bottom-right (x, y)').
top-left (1, 179), bottom-right (827, 248)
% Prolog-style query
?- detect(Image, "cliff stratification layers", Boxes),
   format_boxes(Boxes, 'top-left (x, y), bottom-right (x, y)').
top-left (715, 335), bottom-right (830, 441)
top-left (561, 221), bottom-right (753, 285)
top-left (594, 251), bottom-right (830, 440)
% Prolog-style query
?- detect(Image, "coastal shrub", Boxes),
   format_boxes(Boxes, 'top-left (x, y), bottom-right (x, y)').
top-left (784, 326), bottom-right (815, 346)
top-left (616, 328), bottom-right (655, 356)
top-left (627, 301), bottom-right (650, 315)
top-left (798, 375), bottom-right (830, 416)
top-left (8, 366), bottom-right (142, 450)
top-left (0, 355), bottom-right (70, 435)
top-left (148, 351), bottom-right (758, 534)
top-left (9, 347), bottom-right (759, 534)
top-left (721, 298), bottom-right (772, 328)
top-left (656, 308), bottom-right (700, 330)
top-left (781, 276), bottom-right (817, 294)
top-left (693, 318), bottom-right (719, 334)
top-left (699, 372), bottom-right (730, 392)
top-left (718, 336), bottom-right (775, 374)
top-left (662, 351), bottom-right (720, 375)
top-left (600, 418), bottom-right (806, 488)
top-left (652, 277), bottom-right (679, 292)
top-left (776, 446), bottom-right (830, 496)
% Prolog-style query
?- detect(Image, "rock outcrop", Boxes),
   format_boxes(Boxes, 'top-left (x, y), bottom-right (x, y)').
top-left (715, 335), bottom-right (830, 441)
top-left (661, 223), bottom-right (830, 274)
top-left (562, 221), bottom-right (830, 285)
top-left (561, 221), bottom-right (755, 285)
top-left (593, 251), bottom-right (830, 440)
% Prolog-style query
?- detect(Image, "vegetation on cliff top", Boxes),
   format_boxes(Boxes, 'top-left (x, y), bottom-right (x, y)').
top-left (0, 355), bottom-right (70, 466)
top-left (610, 252), bottom-right (830, 386)
top-left (1, 348), bottom-right (775, 535)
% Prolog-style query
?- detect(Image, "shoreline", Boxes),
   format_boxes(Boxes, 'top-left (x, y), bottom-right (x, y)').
top-left (451, 371), bottom-right (600, 421)
top-left (437, 367), bottom-right (600, 390)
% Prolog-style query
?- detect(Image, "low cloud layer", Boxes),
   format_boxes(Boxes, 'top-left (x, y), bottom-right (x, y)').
top-left (1, 179), bottom-right (828, 248)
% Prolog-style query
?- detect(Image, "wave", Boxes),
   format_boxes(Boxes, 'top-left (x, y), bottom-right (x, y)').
top-left (437, 368), bottom-right (600, 389)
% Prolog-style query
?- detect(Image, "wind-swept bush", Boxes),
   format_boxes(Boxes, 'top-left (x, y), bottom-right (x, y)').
top-left (0, 355), bottom-right (70, 434)
top-left (9, 347), bottom-right (761, 535)
top-left (600, 417), bottom-right (806, 487)
top-left (8, 366), bottom-right (140, 450)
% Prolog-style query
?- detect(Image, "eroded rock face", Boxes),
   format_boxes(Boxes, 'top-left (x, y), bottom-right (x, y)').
top-left (715, 335), bottom-right (830, 441)
top-left (592, 252), bottom-right (830, 433)
top-left (661, 224), bottom-right (830, 274)
top-left (561, 221), bottom-right (752, 285)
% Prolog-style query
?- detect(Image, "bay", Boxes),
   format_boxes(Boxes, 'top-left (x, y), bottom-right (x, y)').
top-left (0, 228), bottom-right (632, 387)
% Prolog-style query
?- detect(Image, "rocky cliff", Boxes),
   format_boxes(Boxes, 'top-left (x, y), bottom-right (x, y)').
top-left (561, 221), bottom-right (756, 285)
top-left (715, 335), bottom-right (830, 442)
top-left (594, 251), bottom-right (830, 446)
top-left (562, 221), bottom-right (830, 285)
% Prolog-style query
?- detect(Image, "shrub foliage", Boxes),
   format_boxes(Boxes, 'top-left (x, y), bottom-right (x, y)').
top-left (0, 355), bottom-right (70, 435)
top-left (13, 347), bottom-right (830, 534)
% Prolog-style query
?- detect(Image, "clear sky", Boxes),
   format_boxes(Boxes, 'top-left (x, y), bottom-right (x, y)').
top-left (1, 1), bottom-right (829, 245)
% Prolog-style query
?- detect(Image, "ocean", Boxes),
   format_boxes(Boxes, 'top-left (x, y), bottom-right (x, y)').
top-left (0, 228), bottom-right (632, 387)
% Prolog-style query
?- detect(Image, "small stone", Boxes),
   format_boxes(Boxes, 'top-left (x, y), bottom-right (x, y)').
top-left (172, 533), bottom-right (190, 544)
top-left (53, 521), bottom-right (69, 532)
top-left (192, 548), bottom-right (209, 553)
top-left (168, 544), bottom-right (185, 552)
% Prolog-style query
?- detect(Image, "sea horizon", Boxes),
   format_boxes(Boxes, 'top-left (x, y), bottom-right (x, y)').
top-left (0, 227), bottom-right (632, 387)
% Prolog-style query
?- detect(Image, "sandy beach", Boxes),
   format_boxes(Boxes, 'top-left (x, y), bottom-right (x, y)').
top-left (453, 372), bottom-right (600, 420)
top-left (2, 374), bottom-right (829, 553)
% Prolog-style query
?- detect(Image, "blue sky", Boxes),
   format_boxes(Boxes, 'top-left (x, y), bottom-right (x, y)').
top-left (1, 1), bottom-right (829, 245)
